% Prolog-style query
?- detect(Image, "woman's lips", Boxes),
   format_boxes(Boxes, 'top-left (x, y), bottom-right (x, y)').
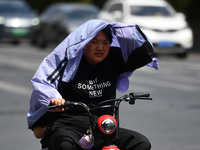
top-left (95, 52), bottom-right (103, 57)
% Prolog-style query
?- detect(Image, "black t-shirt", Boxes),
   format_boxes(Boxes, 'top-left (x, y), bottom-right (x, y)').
top-left (48, 47), bottom-right (125, 130)
top-left (59, 47), bottom-right (125, 104)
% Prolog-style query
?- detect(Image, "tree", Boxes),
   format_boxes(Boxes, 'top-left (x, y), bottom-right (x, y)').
top-left (166, 0), bottom-right (200, 50)
top-left (26, 0), bottom-right (93, 13)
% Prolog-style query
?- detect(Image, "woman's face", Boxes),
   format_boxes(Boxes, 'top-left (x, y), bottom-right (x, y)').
top-left (83, 31), bottom-right (111, 65)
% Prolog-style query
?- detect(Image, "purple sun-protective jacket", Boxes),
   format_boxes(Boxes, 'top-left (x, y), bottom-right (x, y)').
top-left (27, 19), bottom-right (159, 128)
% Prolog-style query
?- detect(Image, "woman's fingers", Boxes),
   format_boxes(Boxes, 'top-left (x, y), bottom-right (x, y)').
top-left (50, 98), bottom-right (65, 105)
top-left (50, 98), bottom-right (66, 112)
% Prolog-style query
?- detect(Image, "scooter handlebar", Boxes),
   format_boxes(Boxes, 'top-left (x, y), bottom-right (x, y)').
top-left (48, 91), bottom-right (152, 110)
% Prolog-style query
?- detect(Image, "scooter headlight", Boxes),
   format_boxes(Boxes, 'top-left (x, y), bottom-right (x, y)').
top-left (97, 115), bottom-right (117, 135)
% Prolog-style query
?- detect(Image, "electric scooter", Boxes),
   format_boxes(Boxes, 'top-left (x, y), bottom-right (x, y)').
top-left (46, 91), bottom-right (152, 150)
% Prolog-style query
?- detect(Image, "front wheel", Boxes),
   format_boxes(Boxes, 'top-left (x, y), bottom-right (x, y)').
top-left (35, 31), bottom-right (48, 49)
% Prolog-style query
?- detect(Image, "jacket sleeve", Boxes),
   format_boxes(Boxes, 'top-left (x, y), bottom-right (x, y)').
top-left (124, 38), bottom-right (154, 71)
top-left (112, 23), bottom-right (159, 93)
top-left (27, 49), bottom-right (67, 128)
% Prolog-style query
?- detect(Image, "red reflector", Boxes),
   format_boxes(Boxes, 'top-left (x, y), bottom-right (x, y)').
top-left (102, 145), bottom-right (120, 150)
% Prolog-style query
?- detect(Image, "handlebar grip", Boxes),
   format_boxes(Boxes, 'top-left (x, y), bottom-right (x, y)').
top-left (48, 101), bottom-right (76, 110)
top-left (48, 104), bottom-right (64, 110)
top-left (129, 92), bottom-right (150, 98)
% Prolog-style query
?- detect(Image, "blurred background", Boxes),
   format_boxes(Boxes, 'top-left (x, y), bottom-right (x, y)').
top-left (27, 0), bottom-right (200, 52)
top-left (0, 0), bottom-right (200, 150)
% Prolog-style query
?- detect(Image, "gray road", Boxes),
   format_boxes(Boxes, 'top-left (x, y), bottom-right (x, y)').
top-left (0, 43), bottom-right (200, 150)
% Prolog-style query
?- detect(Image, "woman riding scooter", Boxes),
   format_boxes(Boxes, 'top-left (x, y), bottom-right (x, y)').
top-left (27, 19), bottom-right (159, 150)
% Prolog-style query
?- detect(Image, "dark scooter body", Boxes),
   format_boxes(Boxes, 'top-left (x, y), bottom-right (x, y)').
top-left (43, 92), bottom-right (152, 150)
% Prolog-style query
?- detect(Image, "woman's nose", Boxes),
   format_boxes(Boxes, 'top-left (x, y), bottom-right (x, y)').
top-left (97, 43), bottom-right (103, 50)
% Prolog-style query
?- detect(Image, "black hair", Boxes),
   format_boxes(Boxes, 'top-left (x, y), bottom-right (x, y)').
top-left (101, 25), bottom-right (113, 44)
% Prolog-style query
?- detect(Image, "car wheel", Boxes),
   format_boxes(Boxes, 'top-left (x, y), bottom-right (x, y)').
top-left (11, 40), bottom-right (20, 45)
top-left (36, 32), bottom-right (48, 49)
top-left (176, 52), bottom-right (188, 59)
top-left (56, 31), bottom-right (68, 45)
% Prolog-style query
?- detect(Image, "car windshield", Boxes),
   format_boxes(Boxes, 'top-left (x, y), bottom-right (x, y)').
top-left (130, 6), bottom-right (173, 17)
top-left (0, 2), bottom-right (31, 14)
top-left (63, 9), bottom-right (98, 20)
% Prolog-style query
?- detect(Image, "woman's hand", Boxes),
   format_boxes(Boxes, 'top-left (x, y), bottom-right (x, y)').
top-left (49, 98), bottom-right (66, 112)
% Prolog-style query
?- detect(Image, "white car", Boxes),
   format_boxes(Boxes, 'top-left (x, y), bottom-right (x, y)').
top-left (98, 0), bottom-right (193, 58)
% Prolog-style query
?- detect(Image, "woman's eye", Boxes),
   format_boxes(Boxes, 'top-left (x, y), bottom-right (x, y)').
top-left (104, 42), bottom-right (110, 45)
top-left (91, 41), bottom-right (97, 44)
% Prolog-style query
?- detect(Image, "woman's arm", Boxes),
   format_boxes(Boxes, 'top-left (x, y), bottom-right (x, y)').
top-left (124, 40), bottom-right (154, 72)
top-left (33, 126), bottom-right (47, 139)
top-left (32, 98), bottom-right (65, 139)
